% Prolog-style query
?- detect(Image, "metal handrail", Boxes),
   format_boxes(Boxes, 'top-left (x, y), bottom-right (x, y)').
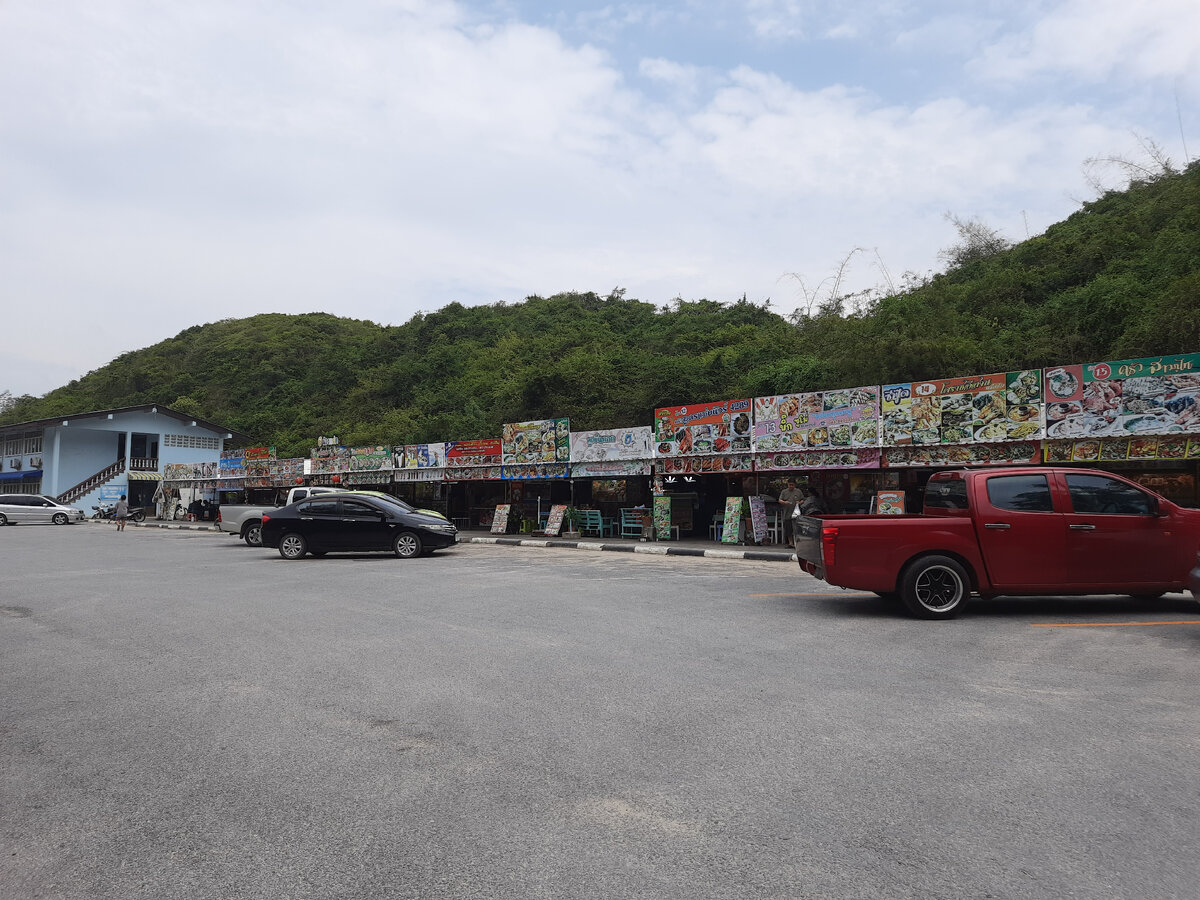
top-left (56, 460), bottom-right (126, 505)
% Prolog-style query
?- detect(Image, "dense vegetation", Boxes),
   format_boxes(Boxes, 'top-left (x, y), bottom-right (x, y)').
top-left (4, 163), bottom-right (1198, 458)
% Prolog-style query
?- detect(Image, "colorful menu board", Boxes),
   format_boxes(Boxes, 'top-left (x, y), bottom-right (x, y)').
top-left (753, 387), bottom-right (879, 451)
top-left (874, 491), bottom-right (906, 515)
top-left (245, 446), bottom-right (277, 486)
top-left (490, 504), bottom-right (511, 534)
top-left (747, 495), bottom-right (768, 543)
top-left (310, 444), bottom-right (348, 474)
top-left (163, 462), bottom-right (220, 481)
top-left (502, 419), bottom-right (569, 465)
top-left (654, 399), bottom-right (752, 455)
top-left (1044, 436), bottom-right (1200, 463)
top-left (881, 370), bottom-right (1042, 446)
top-left (544, 504), bottom-right (568, 536)
top-left (1043, 353), bottom-right (1200, 439)
top-left (721, 497), bottom-right (744, 544)
top-left (653, 496), bottom-right (672, 540)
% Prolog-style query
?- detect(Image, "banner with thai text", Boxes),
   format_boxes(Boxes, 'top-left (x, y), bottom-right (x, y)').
top-left (881, 370), bottom-right (1042, 446)
top-left (654, 399), bottom-right (752, 456)
top-left (1044, 352), bottom-right (1200, 439)
top-left (753, 387), bottom-right (879, 452)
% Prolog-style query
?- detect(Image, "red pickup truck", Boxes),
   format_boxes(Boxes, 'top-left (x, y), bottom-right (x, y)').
top-left (793, 467), bottom-right (1200, 619)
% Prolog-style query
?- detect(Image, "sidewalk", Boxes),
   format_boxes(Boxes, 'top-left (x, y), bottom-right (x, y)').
top-left (102, 520), bottom-right (798, 563)
top-left (456, 529), bottom-right (798, 563)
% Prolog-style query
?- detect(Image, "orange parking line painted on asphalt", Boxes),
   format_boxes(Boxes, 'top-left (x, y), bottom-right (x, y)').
top-left (1032, 620), bottom-right (1200, 628)
top-left (750, 593), bottom-right (874, 598)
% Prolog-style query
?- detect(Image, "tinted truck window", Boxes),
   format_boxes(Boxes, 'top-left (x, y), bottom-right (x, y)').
top-left (986, 474), bottom-right (1053, 512)
top-left (924, 477), bottom-right (969, 511)
top-left (1066, 474), bottom-right (1155, 515)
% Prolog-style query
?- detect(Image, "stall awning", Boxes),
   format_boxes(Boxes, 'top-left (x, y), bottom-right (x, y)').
top-left (0, 471), bottom-right (29, 482)
top-left (127, 471), bottom-right (163, 481)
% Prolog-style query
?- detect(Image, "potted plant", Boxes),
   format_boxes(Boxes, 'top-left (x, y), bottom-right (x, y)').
top-left (563, 507), bottom-right (582, 537)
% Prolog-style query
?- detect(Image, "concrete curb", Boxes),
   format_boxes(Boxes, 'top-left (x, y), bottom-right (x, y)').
top-left (465, 535), bottom-right (797, 563)
top-left (84, 519), bottom-right (796, 562)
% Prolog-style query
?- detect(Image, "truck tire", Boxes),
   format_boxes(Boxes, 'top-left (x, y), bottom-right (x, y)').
top-left (901, 555), bottom-right (970, 619)
top-left (243, 522), bottom-right (262, 547)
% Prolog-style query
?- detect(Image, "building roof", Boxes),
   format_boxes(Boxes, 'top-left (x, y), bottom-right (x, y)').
top-left (0, 404), bottom-right (256, 445)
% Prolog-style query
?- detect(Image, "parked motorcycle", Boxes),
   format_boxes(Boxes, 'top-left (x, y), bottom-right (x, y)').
top-left (91, 502), bottom-right (147, 523)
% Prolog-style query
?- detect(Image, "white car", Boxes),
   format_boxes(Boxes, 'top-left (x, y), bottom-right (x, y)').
top-left (0, 494), bottom-right (87, 526)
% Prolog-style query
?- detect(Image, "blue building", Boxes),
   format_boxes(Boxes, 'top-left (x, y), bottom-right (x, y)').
top-left (0, 405), bottom-right (253, 511)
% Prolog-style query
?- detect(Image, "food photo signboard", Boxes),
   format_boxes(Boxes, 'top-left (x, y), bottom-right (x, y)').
top-left (1044, 436), bottom-right (1200, 463)
top-left (1043, 353), bottom-right (1200, 440)
top-left (444, 438), bottom-right (503, 481)
top-left (392, 443), bottom-right (446, 481)
top-left (882, 441), bottom-right (1042, 468)
top-left (654, 399), bottom-right (752, 456)
top-left (752, 387), bottom-right (879, 452)
top-left (755, 448), bottom-right (882, 471)
top-left (569, 426), bottom-right (653, 477)
top-left (502, 419), bottom-right (570, 466)
top-left (880, 370), bottom-right (1043, 446)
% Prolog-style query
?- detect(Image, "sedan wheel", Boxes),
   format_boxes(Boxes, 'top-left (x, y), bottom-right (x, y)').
top-left (52, 513), bottom-right (69, 525)
top-left (244, 523), bottom-right (263, 547)
top-left (0, 513), bottom-right (7, 526)
top-left (393, 532), bottom-right (423, 559)
top-left (279, 533), bottom-right (308, 560)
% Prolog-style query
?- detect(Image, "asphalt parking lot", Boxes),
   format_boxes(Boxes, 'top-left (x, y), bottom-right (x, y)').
top-left (2, 523), bottom-right (1199, 899)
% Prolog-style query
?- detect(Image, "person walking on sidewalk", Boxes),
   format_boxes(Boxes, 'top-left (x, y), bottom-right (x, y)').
top-left (777, 479), bottom-right (804, 548)
top-left (114, 494), bottom-right (130, 532)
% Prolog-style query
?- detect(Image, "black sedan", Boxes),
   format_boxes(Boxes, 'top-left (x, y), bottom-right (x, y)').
top-left (261, 492), bottom-right (458, 560)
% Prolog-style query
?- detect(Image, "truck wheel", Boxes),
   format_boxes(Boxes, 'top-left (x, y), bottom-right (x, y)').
top-left (279, 533), bottom-right (307, 560)
top-left (243, 523), bottom-right (262, 547)
top-left (901, 555), bottom-right (970, 619)
top-left (393, 532), bottom-right (422, 559)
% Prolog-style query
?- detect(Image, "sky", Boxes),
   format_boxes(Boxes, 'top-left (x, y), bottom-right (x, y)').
top-left (2, 0), bottom-right (1198, 397)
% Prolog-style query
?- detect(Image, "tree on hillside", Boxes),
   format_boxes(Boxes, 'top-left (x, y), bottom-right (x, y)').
top-left (937, 214), bottom-right (1012, 270)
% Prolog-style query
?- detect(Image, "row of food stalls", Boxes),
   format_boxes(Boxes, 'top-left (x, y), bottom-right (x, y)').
top-left (162, 351), bottom-right (1200, 537)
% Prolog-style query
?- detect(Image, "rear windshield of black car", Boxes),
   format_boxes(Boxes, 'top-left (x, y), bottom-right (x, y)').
top-left (924, 477), bottom-right (969, 511)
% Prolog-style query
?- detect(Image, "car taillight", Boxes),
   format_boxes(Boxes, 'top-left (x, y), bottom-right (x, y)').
top-left (216, 510), bottom-right (222, 522)
top-left (822, 525), bottom-right (839, 568)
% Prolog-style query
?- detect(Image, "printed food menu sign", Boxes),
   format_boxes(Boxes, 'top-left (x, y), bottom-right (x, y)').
top-left (881, 371), bottom-right (1042, 446)
top-left (753, 387), bottom-right (879, 452)
top-left (502, 419), bottom-right (570, 465)
top-left (654, 399), bottom-right (752, 455)
top-left (1043, 353), bottom-right (1200, 439)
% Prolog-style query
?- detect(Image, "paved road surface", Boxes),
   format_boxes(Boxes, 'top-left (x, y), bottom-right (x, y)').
top-left (2, 524), bottom-right (1198, 898)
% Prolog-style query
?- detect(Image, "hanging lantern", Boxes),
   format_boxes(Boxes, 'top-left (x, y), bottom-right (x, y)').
top-left (331, 474), bottom-right (341, 484)
top-left (295, 476), bottom-right (304, 485)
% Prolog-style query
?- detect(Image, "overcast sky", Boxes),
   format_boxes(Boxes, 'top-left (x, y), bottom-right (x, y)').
top-left (2, 0), bottom-right (1197, 398)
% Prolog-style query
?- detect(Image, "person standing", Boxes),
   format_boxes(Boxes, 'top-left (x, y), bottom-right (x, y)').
top-left (114, 494), bottom-right (130, 532)
top-left (777, 479), bottom-right (805, 548)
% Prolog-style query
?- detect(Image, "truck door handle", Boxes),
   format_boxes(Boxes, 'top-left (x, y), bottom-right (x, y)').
top-left (1069, 523), bottom-right (1096, 531)
top-left (984, 523), bottom-right (1010, 530)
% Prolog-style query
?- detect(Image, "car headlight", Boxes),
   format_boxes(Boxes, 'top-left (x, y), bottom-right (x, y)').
top-left (425, 523), bottom-right (457, 533)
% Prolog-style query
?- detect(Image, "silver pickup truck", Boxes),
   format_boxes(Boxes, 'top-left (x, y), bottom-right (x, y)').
top-left (217, 486), bottom-right (347, 546)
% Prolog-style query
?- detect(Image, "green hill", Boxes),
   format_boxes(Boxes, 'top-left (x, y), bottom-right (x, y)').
top-left (4, 162), bottom-right (1198, 457)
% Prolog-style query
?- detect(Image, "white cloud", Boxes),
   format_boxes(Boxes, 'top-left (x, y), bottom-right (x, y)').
top-left (973, 0), bottom-right (1200, 88)
top-left (0, 0), bottom-right (1190, 397)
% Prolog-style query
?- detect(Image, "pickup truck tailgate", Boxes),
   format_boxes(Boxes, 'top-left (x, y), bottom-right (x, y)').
top-left (793, 514), bottom-right (826, 578)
